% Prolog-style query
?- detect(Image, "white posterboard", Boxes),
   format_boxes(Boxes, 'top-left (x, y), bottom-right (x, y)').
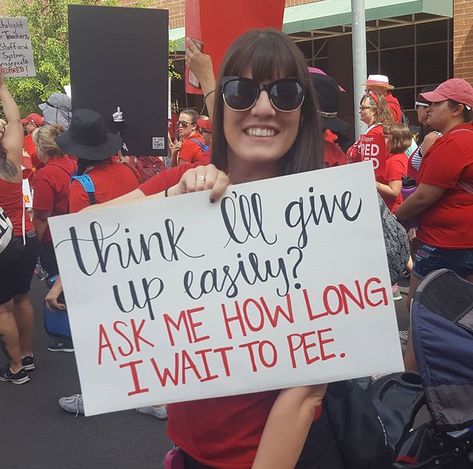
top-left (49, 162), bottom-right (404, 416)
top-left (0, 17), bottom-right (36, 77)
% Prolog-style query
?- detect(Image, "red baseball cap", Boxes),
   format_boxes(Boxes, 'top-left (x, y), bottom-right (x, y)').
top-left (197, 118), bottom-right (212, 131)
top-left (21, 113), bottom-right (44, 126)
top-left (420, 78), bottom-right (473, 110)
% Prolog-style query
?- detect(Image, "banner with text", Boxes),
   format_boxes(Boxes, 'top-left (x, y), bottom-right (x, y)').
top-left (0, 17), bottom-right (36, 77)
top-left (360, 133), bottom-right (386, 179)
top-left (49, 162), bottom-right (403, 416)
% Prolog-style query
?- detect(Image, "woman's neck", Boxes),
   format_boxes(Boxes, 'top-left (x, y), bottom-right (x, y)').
top-left (442, 118), bottom-right (467, 135)
top-left (227, 156), bottom-right (281, 184)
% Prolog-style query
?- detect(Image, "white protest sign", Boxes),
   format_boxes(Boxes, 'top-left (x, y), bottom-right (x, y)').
top-left (0, 17), bottom-right (36, 77)
top-left (49, 162), bottom-right (403, 416)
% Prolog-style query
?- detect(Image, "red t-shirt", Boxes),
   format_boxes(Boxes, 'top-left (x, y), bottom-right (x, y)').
top-left (0, 179), bottom-right (34, 236)
top-left (69, 160), bottom-right (139, 213)
top-left (179, 132), bottom-right (207, 164)
top-left (140, 154), bottom-right (211, 196)
top-left (385, 93), bottom-right (402, 123)
top-left (141, 155), bottom-right (323, 467)
top-left (33, 156), bottom-right (77, 242)
top-left (377, 152), bottom-right (407, 213)
top-left (416, 123), bottom-right (473, 248)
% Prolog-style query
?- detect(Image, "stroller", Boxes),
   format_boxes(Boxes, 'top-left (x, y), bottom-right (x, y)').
top-left (393, 269), bottom-right (473, 468)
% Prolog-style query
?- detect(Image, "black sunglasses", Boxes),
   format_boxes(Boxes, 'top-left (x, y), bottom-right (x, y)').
top-left (178, 120), bottom-right (193, 128)
top-left (221, 76), bottom-right (305, 112)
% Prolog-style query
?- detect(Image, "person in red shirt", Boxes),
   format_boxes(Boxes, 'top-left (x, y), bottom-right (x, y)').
top-left (0, 69), bottom-right (38, 384)
top-left (396, 78), bottom-right (473, 371)
top-left (48, 109), bottom-right (139, 408)
top-left (364, 74), bottom-right (403, 123)
top-left (32, 124), bottom-right (77, 276)
top-left (346, 91), bottom-right (394, 164)
top-left (170, 108), bottom-right (207, 166)
top-left (51, 30), bottom-right (342, 469)
top-left (376, 123), bottom-right (410, 213)
top-left (21, 112), bottom-right (45, 179)
top-left (54, 109), bottom-right (139, 213)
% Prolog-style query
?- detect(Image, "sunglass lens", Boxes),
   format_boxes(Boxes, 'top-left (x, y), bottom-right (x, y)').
top-left (223, 79), bottom-right (258, 110)
top-left (271, 80), bottom-right (304, 111)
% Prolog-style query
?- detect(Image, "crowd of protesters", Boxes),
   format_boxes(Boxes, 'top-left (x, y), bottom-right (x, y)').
top-left (1, 26), bottom-right (473, 469)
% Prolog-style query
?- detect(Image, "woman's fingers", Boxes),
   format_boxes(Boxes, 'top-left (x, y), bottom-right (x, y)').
top-left (168, 165), bottom-right (229, 200)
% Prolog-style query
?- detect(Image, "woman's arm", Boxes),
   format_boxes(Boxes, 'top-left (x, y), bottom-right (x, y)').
top-left (0, 68), bottom-right (23, 165)
top-left (395, 183), bottom-right (445, 221)
top-left (421, 131), bottom-right (440, 157)
top-left (33, 209), bottom-right (52, 243)
top-left (186, 38), bottom-right (216, 118)
top-left (376, 180), bottom-right (402, 200)
top-left (252, 384), bottom-right (327, 469)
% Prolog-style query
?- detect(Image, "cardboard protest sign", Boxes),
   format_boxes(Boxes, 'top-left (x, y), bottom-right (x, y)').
top-left (49, 162), bottom-right (403, 416)
top-left (185, 0), bottom-right (285, 94)
top-left (360, 132), bottom-right (387, 178)
top-left (68, 6), bottom-right (169, 156)
top-left (0, 17), bottom-right (36, 77)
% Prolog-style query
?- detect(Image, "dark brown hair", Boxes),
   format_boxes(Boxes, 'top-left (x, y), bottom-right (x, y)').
top-left (179, 108), bottom-right (199, 124)
top-left (447, 100), bottom-right (473, 123)
top-left (211, 29), bottom-right (322, 175)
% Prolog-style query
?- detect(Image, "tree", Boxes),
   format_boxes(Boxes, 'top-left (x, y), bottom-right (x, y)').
top-left (4, 0), bottom-right (178, 116)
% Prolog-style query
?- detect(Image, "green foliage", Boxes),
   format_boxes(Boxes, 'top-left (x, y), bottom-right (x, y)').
top-left (4, 0), bottom-right (179, 116)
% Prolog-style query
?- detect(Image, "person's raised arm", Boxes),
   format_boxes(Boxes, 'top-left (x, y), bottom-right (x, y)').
top-left (186, 38), bottom-right (216, 119)
top-left (252, 384), bottom-right (327, 469)
top-left (0, 68), bottom-right (23, 165)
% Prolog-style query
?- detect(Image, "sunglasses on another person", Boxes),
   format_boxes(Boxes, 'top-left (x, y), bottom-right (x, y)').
top-left (221, 76), bottom-right (305, 112)
top-left (177, 120), bottom-right (194, 128)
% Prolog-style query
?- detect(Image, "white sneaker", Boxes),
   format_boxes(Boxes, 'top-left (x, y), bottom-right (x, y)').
top-left (58, 393), bottom-right (84, 416)
top-left (136, 405), bottom-right (167, 420)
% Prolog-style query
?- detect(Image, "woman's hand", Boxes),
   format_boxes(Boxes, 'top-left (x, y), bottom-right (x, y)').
top-left (186, 38), bottom-right (216, 117)
top-left (169, 141), bottom-right (182, 156)
top-left (45, 276), bottom-right (67, 311)
top-left (167, 164), bottom-right (230, 202)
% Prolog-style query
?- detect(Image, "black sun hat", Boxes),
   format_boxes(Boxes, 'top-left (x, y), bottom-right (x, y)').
top-left (56, 109), bottom-right (122, 161)
top-left (310, 73), bottom-right (350, 133)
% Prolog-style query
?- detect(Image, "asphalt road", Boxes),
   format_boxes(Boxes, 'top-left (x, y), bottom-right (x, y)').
top-left (0, 277), bottom-right (171, 469)
top-left (1, 277), bottom-right (412, 469)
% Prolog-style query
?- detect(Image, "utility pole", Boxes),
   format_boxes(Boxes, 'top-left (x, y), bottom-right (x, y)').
top-left (351, 0), bottom-right (367, 138)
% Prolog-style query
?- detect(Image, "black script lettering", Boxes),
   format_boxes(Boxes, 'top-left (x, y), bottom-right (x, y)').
top-left (58, 220), bottom-right (202, 276)
top-left (221, 191), bottom-right (277, 247)
top-left (183, 251), bottom-right (290, 300)
top-left (285, 187), bottom-right (362, 249)
top-left (113, 276), bottom-right (164, 321)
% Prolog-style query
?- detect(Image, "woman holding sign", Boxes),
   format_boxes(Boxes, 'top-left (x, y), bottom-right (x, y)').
top-left (0, 68), bottom-right (38, 384)
top-left (66, 29), bottom-right (341, 469)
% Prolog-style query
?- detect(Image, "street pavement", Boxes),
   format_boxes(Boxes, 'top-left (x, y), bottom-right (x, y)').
top-left (1, 276), bottom-right (412, 469)
top-left (0, 277), bottom-right (170, 469)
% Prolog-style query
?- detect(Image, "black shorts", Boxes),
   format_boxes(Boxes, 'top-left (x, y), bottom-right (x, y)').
top-left (39, 240), bottom-right (59, 277)
top-left (0, 234), bottom-right (39, 304)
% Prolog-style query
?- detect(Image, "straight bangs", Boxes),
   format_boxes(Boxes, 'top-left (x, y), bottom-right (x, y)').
top-left (212, 29), bottom-right (322, 175)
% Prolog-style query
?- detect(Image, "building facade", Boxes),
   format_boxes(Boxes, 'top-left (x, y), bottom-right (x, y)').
top-left (121, 0), bottom-right (472, 128)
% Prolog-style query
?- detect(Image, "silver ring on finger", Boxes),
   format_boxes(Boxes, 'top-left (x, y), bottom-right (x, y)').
top-left (197, 175), bottom-right (206, 182)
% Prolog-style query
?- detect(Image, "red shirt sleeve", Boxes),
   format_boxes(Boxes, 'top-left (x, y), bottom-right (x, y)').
top-left (69, 180), bottom-right (91, 214)
top-left (32, 171), bottom-right (54, 212)
top-left (385, 154), bottom-right (407, 182)
top-left (139, 156), bottom-right (211, 196)
top-left (419, 138), bottom-right (466, 188)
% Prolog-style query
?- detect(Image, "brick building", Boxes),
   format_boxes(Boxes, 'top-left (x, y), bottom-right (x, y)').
top-left (120, 0), bottom-right (471, 126)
